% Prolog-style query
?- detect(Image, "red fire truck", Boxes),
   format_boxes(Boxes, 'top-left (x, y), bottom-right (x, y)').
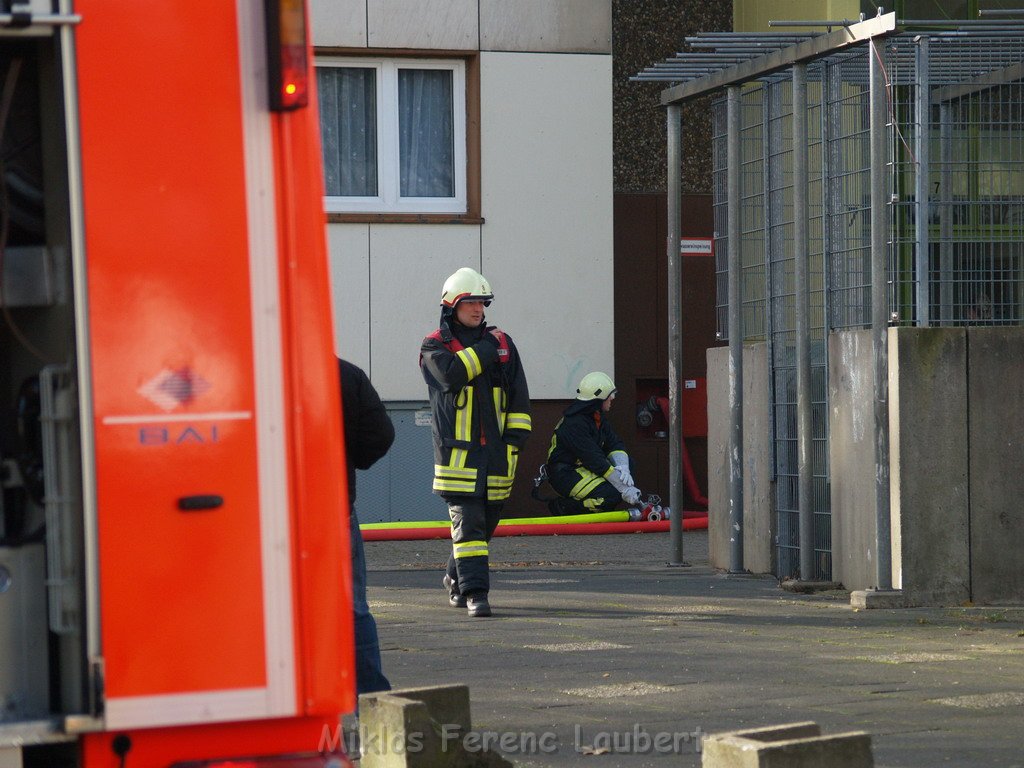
top-left (1, 1), bottom-right (354, 765)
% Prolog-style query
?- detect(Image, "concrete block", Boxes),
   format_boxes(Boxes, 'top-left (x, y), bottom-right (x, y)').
top-left (850, 589), bottom-right (905, 610)
top-left (967, 327), bottom-right (1024, 604)
top-left (707, 343), bottom-right (774, 575)
top-left (359, 685), bottom-right (512, 767)
top-left (888, 327), bottom-right (970, 605)
top-left (702, 721), bottom-right (873, 768)
top-left (829, 330), bottom-right (879, 592)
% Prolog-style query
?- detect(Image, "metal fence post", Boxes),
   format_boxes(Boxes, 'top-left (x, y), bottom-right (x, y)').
top-left (793, 63), bottom-right (814, 581)
top-left (869, 37), bottom-right (893, 591)
top-left (666, 103), bottom-right (688, 567)
top-left (727, 85), bottom-right (745, 573)
top-left (914, 36), bottom-right (930, 327)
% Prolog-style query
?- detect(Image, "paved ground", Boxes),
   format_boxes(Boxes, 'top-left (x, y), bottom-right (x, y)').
top-left (363, 530), bottom-right (1024, 767)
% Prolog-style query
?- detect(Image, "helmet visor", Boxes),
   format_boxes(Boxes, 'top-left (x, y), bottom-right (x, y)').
top-left (454, 294), bottom-right (492, 307)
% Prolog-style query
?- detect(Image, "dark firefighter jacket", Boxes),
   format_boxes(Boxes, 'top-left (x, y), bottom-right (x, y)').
top-left (547, 399), bottom-right (627, 484)
top-left (420, 320), bottom-right (531, 501)
top-left (338, 358), bottom-right (395, 504)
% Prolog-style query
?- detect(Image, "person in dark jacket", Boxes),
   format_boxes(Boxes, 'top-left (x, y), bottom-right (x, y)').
top-left (546, 371), bottom-right (642, 516)
top-left (339, 358), bottom-right (394, 694)
top-left (420, 267), bottom-right (531, 617)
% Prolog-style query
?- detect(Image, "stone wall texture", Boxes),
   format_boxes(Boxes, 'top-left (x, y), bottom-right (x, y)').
top-left (613, 0), bottom-right (733, 194)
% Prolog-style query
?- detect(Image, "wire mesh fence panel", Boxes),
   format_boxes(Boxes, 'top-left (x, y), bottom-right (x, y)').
top-left (741, 83), bottom-right (767, 342)
top-left (882, 34), bottom-right (1024, 327)
top-left (713, 97), bottom-right (728, 339)
top-left (926, 39), bottom-right (1024, 327)
top-left (764, 69), bottom-right (834, 581)
top-left (808, 59), bottom-right (832, 581)
top-left (764, 77), bottom-right (800, 579)
top-left (826, 47), bottom-right (875, 331)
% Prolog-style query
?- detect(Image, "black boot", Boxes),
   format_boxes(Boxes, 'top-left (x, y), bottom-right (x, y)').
top-left (443, 574), bottom-right (467, 607)
top-left (547, 497), bottom-right (574, 516)
top-left (466, 592), bottom-right (491, 617)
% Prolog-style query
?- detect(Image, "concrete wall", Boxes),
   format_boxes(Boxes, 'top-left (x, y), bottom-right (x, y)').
top-left (828, 330), bottom-right (878, 591)
top-left (707, 343), bottom-right (773, 574)
top-left (832, 327), bottom-right (1024, 605)
top-left (967, 327), bottom-right (1024, 604)
top-left (888, 328), bottom-right (970, 605)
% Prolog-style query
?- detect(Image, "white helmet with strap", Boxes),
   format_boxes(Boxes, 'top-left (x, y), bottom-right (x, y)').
top-left (441, 267), bottom-right (494, 308)
top-left (576, 371), bottom-right (616, 401)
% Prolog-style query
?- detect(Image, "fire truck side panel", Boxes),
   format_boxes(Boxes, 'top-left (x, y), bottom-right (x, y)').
top-left (77, 0), bottom-right (275, 714)
top-left (70, 0), bottom-right (353, 734)
top-left (271, 85), bottom-right (355, 717)
top-left (81, 716), bottom-right (343, 766)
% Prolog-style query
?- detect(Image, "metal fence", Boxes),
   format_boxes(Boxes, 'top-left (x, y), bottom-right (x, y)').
top-left (703, 27), bottom-right (1024, 580)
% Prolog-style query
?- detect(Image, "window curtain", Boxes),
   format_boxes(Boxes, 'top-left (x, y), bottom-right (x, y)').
top-left (398, 69), bottom-right (454, 198)
top-left (317, 67), bottom-right (377, 197)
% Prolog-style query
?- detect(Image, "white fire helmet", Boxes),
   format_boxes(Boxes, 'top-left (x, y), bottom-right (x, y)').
top-left (440, 267), bottom-right (494, 308)
top-left (576, 371), bottom-right (616, 401)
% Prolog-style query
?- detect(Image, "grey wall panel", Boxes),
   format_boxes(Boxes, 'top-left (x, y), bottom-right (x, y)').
top-left (707, 343), bottom-right (773, 574)
top-left (828, 330), bottom-right (879, 591)
top-left (367, 0), bottom-right (479, 50)
top-left (366, 225), bottom-right (481, 401)
top-left (968, 327), bottom-right (1024, 605)
top-left (480, 0), bottom-right (611, 53)
top-left (312, 0), bottom-right (368, 48)
top-left (327, 224), bottom-right (371, 372)
top-left (354, 403), bottom-right (450, 524)
top-left (480, 52), bottom-right (614, 398)
top-left (888, 328), bottom-right (970, 606)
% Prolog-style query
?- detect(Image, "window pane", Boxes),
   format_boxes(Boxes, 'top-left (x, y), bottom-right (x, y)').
top-left (398, 69), bottom-right (454, 198)
top-left (317, 67), bottom-right (377, 197)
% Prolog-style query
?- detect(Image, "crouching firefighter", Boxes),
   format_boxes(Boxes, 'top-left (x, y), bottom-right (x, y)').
top-left (420, 267), bottom-right (531, 617)
top-left (544, 372), bottom-right (642, 516)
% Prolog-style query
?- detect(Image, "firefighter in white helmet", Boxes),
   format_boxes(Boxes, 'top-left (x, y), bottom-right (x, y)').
top-left (544, 371), bottom-right (642, 515)
top-left (420, 267), bottom-right (531, 617)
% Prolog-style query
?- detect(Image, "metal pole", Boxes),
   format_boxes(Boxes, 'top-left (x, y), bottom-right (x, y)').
top-left (939, 103), bottom-right (952, 325)
top-left (727, 85), bottom-right (745, 573)
top-left (914, 36), bottom-right (930, 327)
top-left (869, 37), bottom-right (893, 591)
top-left (58, 0), bottom-right (102, 707)
top-left (793, 63), bottom-right (814, 581)
top-left (666, 104), bottom-right (687, 566)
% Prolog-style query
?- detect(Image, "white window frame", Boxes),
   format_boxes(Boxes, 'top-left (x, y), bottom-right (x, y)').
top-left (317, 57), bottom-right (467, 214)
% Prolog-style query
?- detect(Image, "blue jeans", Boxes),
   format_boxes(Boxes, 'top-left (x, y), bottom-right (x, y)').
top-left (350, 507), bottom-right (391, 696)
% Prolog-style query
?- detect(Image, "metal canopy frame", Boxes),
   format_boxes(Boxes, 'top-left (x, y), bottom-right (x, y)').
top-left (646, 11), bottom-right (1024, 583)
top-left (637, 13), bottom-right (897, 103)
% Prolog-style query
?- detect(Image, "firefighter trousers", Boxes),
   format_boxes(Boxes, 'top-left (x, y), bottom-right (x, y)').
top-left (547, 463), bottom-right (624, 515)
top-left (445, 498), bottom-right (502, 596)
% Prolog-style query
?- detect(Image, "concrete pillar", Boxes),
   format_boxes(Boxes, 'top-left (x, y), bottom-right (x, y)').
top-left (707, 343), bottom-right (774, 574)
top-left (889, 327), bottom-right (969, 606)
